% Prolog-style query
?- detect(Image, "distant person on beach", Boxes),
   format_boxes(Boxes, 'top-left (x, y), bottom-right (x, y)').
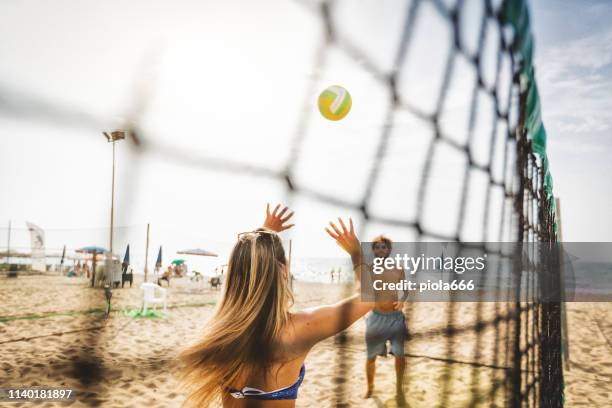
top-left (364, 235), bottom-right (408, 405)
top-left (158, 266), bottom-right (172, 286)
top-left (180, 204), bottom-right (372, 407)
top-left (177, 263), bottom-right (186, 277)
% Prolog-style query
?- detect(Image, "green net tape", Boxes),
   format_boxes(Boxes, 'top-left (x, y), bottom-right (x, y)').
top-left (545, 170), bottom-right (554, 193)
top-left (501, 0), bottom-right (527, 32)
top-left (526, 93), bottom-right (541, 131)
top-left (549, 191), bottom-right (556, 217)
top-left (533, 126), bottom-right (547, 157)
top-left (500, 0), bottom-right (556, 229)
top-left (526, 79), bottom-right (538, 114)
top-left (502, 0), bottom-right (557, 235)
top-left (502, 0), bottom-right (534, 72)
top-left (542, 155), bottom-right (549, 175)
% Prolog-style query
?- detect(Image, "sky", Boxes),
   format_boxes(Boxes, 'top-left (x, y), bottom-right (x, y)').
top-left (0, 0), bottom-right (611, 271)
top-left (530, 0), bottom-right (612, 241)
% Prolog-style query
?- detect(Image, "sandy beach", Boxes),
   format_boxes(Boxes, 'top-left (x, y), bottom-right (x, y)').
top-left (0, 274), bottom-right (610, 407)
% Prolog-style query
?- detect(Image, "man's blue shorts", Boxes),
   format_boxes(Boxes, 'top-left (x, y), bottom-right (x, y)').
top-left (365, 310), bottom-right (408, 359)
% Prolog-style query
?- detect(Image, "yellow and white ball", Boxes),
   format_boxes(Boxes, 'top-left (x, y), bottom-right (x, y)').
top-left (318, 85), bottom-right (352, 121)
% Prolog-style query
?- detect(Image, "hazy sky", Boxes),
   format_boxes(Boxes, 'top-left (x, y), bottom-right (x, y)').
top-left (0, 0), bottom-right (610, 269)
top-left (530, 0), bottom-right (612, 242)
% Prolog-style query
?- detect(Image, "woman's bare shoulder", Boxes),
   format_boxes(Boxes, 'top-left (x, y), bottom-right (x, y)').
top-left (277, 311), bottom-right (317, 355)
top-left (284, 311), bottom-right (314, 337)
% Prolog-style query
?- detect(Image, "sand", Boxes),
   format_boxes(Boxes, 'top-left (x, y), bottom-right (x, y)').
top-left (0, 274), bottom-right (610, 407)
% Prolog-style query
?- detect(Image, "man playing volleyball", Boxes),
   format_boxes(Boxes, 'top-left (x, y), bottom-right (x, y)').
top-left (364, 236), bottom-right (408, 405)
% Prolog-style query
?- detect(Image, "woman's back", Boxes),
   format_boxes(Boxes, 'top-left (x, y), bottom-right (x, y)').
top-left (221, 311), bottom-right (312, 407)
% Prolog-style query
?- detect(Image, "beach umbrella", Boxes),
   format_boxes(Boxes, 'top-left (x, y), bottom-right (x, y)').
top-left (176, 249), bottom-right (217, 277)
top-left (122, 244), bottom-right (130, 273)
top-left (171, 259), bottom-right (185, 265)
top-left (155, 246), bottom-right (163, 268)
top-left (76, 246), bottom-right (107, 255)
top-left (59, 245), bottom-right (66, 273)
top-left (177, 248), bottom-right (218, 257)
top-left (77, 246), bottom-right (107, 288)
top-left (122, 245), bottom-right (130, 266)
top-left (76, 246), bottom-right (108, 265)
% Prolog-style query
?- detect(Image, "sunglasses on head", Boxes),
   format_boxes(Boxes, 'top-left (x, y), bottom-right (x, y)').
top-left (237, 230), bottom-right (278, 240)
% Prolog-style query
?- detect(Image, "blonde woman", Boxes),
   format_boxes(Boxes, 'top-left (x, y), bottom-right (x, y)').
top-left (180, 204), bottom-right (371, 407)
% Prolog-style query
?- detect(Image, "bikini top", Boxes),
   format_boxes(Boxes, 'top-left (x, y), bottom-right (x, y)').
top-left (227, 365), bottom-right (305, 400)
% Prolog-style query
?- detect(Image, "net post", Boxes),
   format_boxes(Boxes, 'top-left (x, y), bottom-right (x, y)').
top-left (554, 198), bottom-right (570, 371)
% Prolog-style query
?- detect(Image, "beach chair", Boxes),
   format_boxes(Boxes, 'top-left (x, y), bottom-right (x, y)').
top-left (158, 276), bottom-right (170, 286)
top-left (111, 262), bottom-right (122, 288)
top-left (209, 275), bottom-right (223, 290)
top-left (141, 282), bottom-right (167, 314)
top-left (94, 264), bottom-right (107, 287)
top-left (189, 271), bottom-right (203, 282)
top-left (158, 269), bottom-right (171, 287)
top-left (7, 264), bottom-right (18, 278)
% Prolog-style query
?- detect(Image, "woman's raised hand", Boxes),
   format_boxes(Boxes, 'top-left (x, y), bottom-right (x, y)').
top-left (325, 218), bottom-right (362, 261)
top-left (263, 203), bottom-right (295, 232)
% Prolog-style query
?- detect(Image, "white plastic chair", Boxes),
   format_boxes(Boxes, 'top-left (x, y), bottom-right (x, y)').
top-left (141, 282), bottom-right (167, 314)
top-left (111, 262), bottom-right (122, 287)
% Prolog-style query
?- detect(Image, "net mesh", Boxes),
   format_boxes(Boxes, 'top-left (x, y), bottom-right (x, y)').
top-left (0, 0), bottom-right (564, 406)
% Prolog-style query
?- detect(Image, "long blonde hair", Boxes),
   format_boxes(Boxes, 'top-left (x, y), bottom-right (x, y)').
top-left (180, 228), bottom-right (293, 406)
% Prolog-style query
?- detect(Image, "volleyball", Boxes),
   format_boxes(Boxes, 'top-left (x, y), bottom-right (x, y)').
top-left (318, 85), bottom-right (352, 121)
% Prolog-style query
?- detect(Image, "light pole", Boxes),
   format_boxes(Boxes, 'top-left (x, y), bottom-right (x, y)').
top-left (103, 130), bottom-right (126, 256)
top-left (103, 131), bottom-right (125, 293)
top-left (6, 220), bottom-right (11, 270)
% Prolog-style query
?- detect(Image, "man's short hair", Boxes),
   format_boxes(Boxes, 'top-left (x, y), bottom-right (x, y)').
top-left (371, 235), bottom-right (392, 250)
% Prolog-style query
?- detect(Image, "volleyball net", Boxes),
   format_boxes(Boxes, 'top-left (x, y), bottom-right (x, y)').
top-left (292, 1), bottom-right (561, 406)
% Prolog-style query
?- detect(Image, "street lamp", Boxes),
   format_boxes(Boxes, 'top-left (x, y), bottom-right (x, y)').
top-left (102, 130), bottom-right (125, 261)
